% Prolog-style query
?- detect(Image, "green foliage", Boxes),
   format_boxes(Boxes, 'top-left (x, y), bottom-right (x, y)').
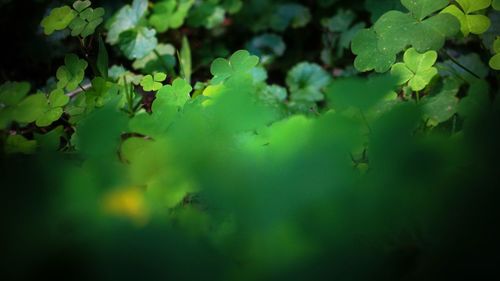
top-left (353, 0), bottom-right (460, 73)
top-left (149, 0), bottom-right (194, 32)
top-left (489, 37), bottom-right (500, 70)
top-left (246, 34), bottom-right (286, 65)
top-left (56, 54), bottom-right (88, 91)
top-left (441, 0), bottom-right (492, 36)
top-left (41, 1), bottom-right (104, 38)
top-left (321, 9), bottom-right (365, 65)
top-left (286, 62), bottom-right (331, 103)
top-left (391, 48), bottom-right (438, 91)
top-left (4, 1), bottom-right (500, 279)
top-left (140, 72), bottom-right (167, 91)
top-left (210, 50), bottom-right (259, 84)
top-left (41, 6), bottom-right (77, 35)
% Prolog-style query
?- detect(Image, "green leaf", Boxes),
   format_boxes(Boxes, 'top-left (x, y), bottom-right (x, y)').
top-left (286, 62), bottom-right (331, 102)
top-left (270, 4), bottom-right (311, 31)
top-left (36, 107), bottom-right (63, 127)
top-left (210, 50), bottom-right (260, 84)
top-left (69, 7), bottom-right (105, 38)
top-left (56, 54), bottom-right (88, 91)
top-left (130, 78), bottom-right (192, 138)
top-left (4, 135), bottom-right (37, 154)
top-left (13, 93), bottom-right (49, 123)
top-left (73, 0), bottom-right (91, 12)
top-left (48, 88), bottom-right (69, 108)
top-left (41, 6), bottom-right (77, 35)
top-left (493, 0), bottom-right (500, 10)
top-left (107, 0), bottom-right (148, 44)
top-left (140, 72), bottom-right (167, 91)
top-left (179, 36), bottom-right (192, 84)
top-left (132, 43), bottom-right (176, 73)
top-left (422, 78), bottom-right (460, 125)
top-left (401, 0), bottom-right (449, 21)
top-left (391, 48), bottom-right (438, 91)
top-left (456, 0), bottom-right (491, 13)
top-left (97, 35), bottom-right (109, 79)
top-left (149, 0), bottom-right (194, 32)
top-left (118, 27), bottom-right (158, 60)
top-left (351, 28), bottom-right (396, 73)
top-left (490, 37), bottom-right (500, 70)
top-left (0, 81), bottom-right (30, 106)
top-left (34, 126), bottom-right (64, 152)
top-left (374, 10), bottom-right (459, 54)
top-left (441, 1), bottom-right (491, 36)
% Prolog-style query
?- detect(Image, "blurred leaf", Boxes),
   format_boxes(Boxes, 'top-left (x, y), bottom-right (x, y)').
top-left (41, 6), bottom-right (77, 35)
top-left (97, 35), bottom-right (109, 79)
top-left (107, 0), bottom-right (148, 44)
top-left (119, 27), bottom-right (158, 60)
top-left (4, 135), bottom-right (36, 154)
top-left (286, 62), bottom-right (331, 102)
top-left (149, 0), bottom-right (194, 32)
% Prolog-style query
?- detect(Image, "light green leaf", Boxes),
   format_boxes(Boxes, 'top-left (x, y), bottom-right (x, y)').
top-left (490, 37), bottom-right (500, 70)
top-left (36, 107), bottom-right (63, 127)
top-left (41, 6), bottom-right (77, 35)
top-left (149, 0), bottom-right (194, 32)
top-left (69, 7), bottom-right (105, 38)
top-left (210, 50), bottom-right (259, 84)
top-left (456, 0), bottom-right (491, 13)
top-left (390, 48), bottom-right (438, 91)
top-left (442, 1), bottom-right (491, 36)
top-left (13, 94), bottom-right (49, 123)
top-left (140, 72), bottom-right (166, 91)
top-left (48, 89), bottom-right (69, 108)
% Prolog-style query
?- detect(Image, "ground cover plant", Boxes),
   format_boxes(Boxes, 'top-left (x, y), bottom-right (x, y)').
top-left (1, 0), bottom-right (499, 280)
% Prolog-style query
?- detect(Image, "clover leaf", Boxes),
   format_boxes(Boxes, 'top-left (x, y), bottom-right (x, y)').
top-left (391, 48), bottom-right (438, 91)
top-left (56, 54), bottom-right (88, 91)
top-left (73, 1), bottom-right (91, 12)
top-left (0, 82), bottom-right (31, 128)
top-left (41, 6), bottom-right (77, 35)
top-left (422, 78), bottom-right (460, 126)
top-left (132, 43), bottom-right (176, 73)
top-left (140, 73), bottom-right (167, 92)
top-left (351, 29), bottom-right (396, 73)
top-left (107, 0), bottom-right (148, 43)
top-left (12, 93), bottom-right (49, 124)
top-left (286, 62), bottom-right (331, 102)
top-left (373, 0), bottom-right (459, 54)
top-left (119, 27), bottom-right (158, 60)
top-left (36, 89), bottom-right (70, 127)
top-left (69, 6), bottom-right (105, 38)
top-left (149, 0), bottom-right (194, 32)
top-left (270, 4), bottom-right (311, 31)
top-left (130, 78), bottom-right (192, 138)
top-left (489, 37), bottom-right (500, 70)
top-left (494, 0), bottom-right (500, 10)
top-left (210, 50), bottom-right (259, 84)
top-left (441, 0), bottom-right (491, 36)
top-left (246, 34), bottom-right (286, 65)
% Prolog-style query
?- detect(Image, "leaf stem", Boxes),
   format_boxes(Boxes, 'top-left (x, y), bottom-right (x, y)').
top-left (441, 51), bottom-right (481, 79)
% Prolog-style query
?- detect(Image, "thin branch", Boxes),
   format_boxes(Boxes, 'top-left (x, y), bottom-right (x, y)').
top-left (66, 83), bottom-right (92, 98)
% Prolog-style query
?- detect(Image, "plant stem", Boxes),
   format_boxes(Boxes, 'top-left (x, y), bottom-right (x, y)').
top-left (415, 91), bottom-right (420, 103)
top-left (441, 51), bottom-right (481, 79)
